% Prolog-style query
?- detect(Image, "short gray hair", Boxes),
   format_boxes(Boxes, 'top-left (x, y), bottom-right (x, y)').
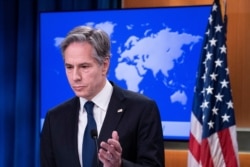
top-left (60, 26), bottom-right (111, 64)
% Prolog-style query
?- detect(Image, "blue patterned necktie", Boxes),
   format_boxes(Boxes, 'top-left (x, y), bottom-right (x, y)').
top-left (82, 101), bottom-right (97, 167)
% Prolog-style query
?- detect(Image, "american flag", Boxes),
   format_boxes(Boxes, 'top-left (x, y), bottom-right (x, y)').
top-left (188, 0), bottom-right (239, 166)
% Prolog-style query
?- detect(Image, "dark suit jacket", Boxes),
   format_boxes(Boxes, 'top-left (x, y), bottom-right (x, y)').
top-left (40, 82), bottom-right (165, 167)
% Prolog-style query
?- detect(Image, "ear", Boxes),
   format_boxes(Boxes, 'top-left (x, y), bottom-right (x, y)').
top-left (102, 57), bottom-right (110, 75)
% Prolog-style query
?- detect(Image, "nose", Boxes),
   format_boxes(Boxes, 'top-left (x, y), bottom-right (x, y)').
top-left (72, 68), bottom-right (81, 81)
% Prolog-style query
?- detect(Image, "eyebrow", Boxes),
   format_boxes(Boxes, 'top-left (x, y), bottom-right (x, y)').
top-left (64, 62), bottom-right (91, 66)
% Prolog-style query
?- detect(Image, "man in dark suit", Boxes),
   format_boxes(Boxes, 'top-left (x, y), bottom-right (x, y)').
top-left (40, 26), bottom-right (164, 167)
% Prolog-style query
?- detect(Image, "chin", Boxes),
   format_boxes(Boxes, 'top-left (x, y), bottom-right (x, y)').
top-left (75, 92), bottom-right (89, 99)
top-left (74, 91), bottom-right (83, 97)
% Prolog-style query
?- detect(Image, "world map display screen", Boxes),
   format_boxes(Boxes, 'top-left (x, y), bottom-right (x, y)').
top-left (40, 5), bottom-right (211, 140)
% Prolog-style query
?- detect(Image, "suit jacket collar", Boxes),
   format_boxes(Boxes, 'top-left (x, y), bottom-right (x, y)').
top-left (98, 82), bottom-right (127, 143)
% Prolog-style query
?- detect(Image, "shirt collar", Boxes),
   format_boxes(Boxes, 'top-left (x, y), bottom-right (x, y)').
top-left (79, 79), bottom-right (113, 111)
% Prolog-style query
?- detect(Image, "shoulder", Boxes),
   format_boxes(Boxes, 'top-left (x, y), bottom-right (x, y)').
top-left (112, 82), bottom-right (156, 106)
top-left (46, 96), bottom-right (80, 117)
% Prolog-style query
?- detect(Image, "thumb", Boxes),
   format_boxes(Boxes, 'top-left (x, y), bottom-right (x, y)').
top-left (112, 131), bottom-right (119, 141)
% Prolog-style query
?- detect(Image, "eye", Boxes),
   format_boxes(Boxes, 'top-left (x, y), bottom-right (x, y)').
top-left (65, 64), bottom-right (73, 69)
top-left (81, 64), bottom-right (90, 69)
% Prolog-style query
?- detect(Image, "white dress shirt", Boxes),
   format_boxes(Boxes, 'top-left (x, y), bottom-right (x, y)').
top-left (78, 80), bottom-right (113, 166)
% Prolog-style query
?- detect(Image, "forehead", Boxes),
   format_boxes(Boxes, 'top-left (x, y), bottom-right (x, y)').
top-left (65, 41), bottom-right (93, 53)
top-left (64, 42), bottom-right (95, 59)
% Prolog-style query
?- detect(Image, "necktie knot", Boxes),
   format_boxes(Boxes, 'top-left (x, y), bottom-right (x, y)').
top-left (84, 101), bottom-right (94, 115)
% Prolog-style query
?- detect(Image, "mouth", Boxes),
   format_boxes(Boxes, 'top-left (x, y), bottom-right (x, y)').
top-left (72, 86), bottom-right (85, 91)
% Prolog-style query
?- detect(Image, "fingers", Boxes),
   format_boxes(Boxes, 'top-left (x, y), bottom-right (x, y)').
top-left (100, 141), bottom-right (117, 154)
top-left (108, 131), bottom-right (122, 153)
top-left (107, 139), bottom-right (122, 153)
top-left (99, 149), bottom-right (115, 162)
top-left (98, 131), bottom-right (122, 166)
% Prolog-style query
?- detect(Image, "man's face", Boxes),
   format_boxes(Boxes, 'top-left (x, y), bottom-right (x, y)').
top-left (64, 42), bottom-right (109, 100)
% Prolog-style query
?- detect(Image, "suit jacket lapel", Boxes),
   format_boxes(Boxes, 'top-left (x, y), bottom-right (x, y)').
top-left (98, 84), bottom-right (126, 142)
top-left (70, 97), bottom-right (82, 166)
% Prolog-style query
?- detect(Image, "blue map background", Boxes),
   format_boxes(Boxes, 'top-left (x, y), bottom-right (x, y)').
top-left (40, 6), bottom-right (211, 140)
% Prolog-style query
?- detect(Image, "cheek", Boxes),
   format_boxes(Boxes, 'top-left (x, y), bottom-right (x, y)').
top-left (65, 71), bottom-right (73, 80)
top-left (65, 71), bottom-right (71, 80)
top-left (91, 71), bottom-right (102, 81)
top-left (89, 71), bottom-right (104, 86)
